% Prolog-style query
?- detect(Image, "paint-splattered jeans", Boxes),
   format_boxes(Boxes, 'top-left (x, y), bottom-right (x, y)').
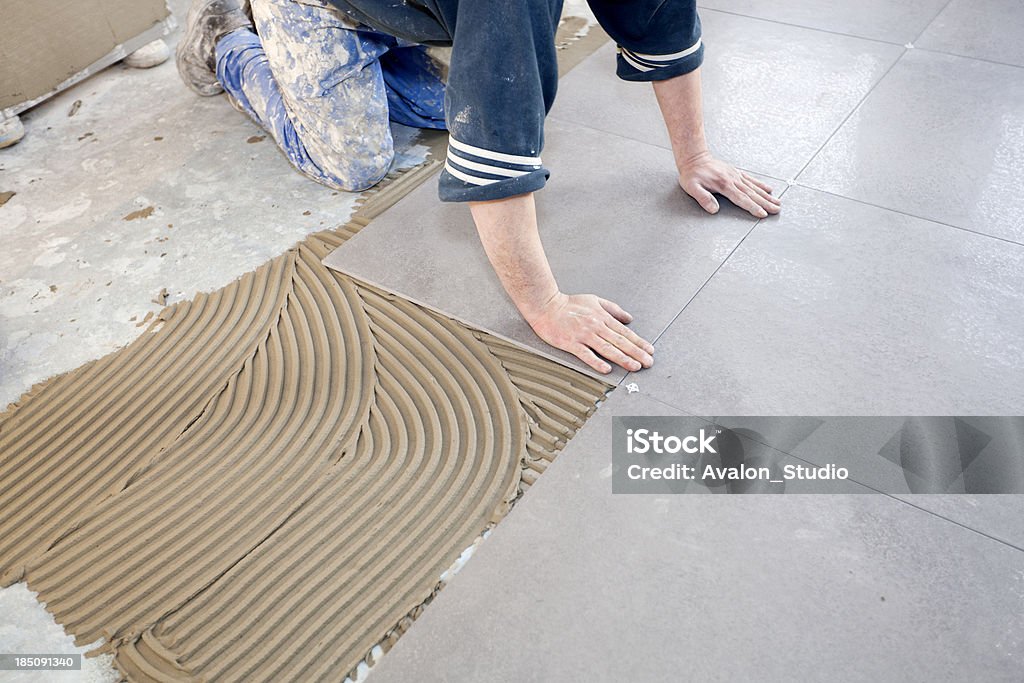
top-left (214, 0), bottom-right (447, 191)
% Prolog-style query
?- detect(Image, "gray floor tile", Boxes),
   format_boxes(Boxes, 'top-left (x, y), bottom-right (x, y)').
top-left (370, 389), bottom-right (1024, 683)
top-left (636, 186), bottom-right (1024, 415)
top-left (698, 0), bottom-right (949, 44)
top-left (549, 11), bottom-right (903, 179)
top-left (799, 49), bottom-right (1024, 244)
top-left (894, 495), bottom-right (1024, 549)
top-left (917, 0), bottom-right (1024, 67)
top-left (325, 119), bottom-right (763, 380)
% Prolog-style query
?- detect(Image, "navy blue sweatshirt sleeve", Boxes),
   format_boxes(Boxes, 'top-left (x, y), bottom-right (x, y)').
top-left (588, 0), bottom-right (704, 82)
top-left (438, 0), bottom-right (561, 203)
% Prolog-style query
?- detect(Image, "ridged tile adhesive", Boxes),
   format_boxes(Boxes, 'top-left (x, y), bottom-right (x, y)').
top-left (0, 160), bottom-right (611, 681)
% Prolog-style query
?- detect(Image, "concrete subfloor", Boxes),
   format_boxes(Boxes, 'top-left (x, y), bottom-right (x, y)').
top-left (0, 35), bottom-right (428, 410)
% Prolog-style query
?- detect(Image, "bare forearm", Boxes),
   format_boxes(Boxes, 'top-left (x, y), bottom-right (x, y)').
top-left (653, 67), bottom-right (781, 218)
top-left (652, 68), bottom-right (709, 170)
top-left (469, 193), bottom-right (558, 322)
top-left (467, 193), bottom-right (654, 375)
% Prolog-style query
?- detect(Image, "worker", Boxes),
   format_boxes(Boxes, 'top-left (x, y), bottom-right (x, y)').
top-left (177, 0), bottom-right (781, 375)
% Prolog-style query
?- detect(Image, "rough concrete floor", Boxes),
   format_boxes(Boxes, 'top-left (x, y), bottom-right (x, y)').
top-left (0, 47), bottom-right (427, 410)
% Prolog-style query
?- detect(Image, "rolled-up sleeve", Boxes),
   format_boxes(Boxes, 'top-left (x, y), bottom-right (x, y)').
top-left (437, 0), bottom-right (561, 202)
top-left (588, 0), bottom-right (704, 82)
top-left (441, 136), bottom-right (550, 202)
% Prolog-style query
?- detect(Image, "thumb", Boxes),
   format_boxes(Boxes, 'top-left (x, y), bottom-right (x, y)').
top-left (598, 297), bottom-right (633, 324)
top-left (684, 182), bottom-right (720, 214)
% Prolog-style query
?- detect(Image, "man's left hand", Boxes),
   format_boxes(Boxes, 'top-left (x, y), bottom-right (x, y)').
top-left (678, 151), bottom-right (781, 219)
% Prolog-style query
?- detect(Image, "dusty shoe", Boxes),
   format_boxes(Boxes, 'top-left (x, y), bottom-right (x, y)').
top-left (124, 39), bottom-right (171, 69)
top-left (175, 0), bottom-right (253, 96)
top-left (0, 115), bottom-right (25, 149)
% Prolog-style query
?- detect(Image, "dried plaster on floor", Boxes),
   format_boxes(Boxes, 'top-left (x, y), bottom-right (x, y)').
top-left (0, 56), bottom-right (428, 409)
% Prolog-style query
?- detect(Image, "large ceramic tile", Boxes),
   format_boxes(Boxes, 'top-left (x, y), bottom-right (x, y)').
top-left (370, 389), bottom-right (1024, 683)
top-left (549, 11), bottom-right (903, 179)
top-left (800, 49), bottom-right (1024, 244)
top-left (637, 186), bottom-right (1024, 415)
top-left (917, 0), bottom-right (1024, 67)
top-left (325, 119), bottom-right (763, 380)
top-left (698, 0), bottom-right (948, 44)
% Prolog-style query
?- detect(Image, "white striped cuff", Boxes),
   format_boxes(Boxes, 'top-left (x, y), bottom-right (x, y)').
top-left (445, 138), bottom-right (543, 187)
top-left (619, 38), bottom-right (703, 73)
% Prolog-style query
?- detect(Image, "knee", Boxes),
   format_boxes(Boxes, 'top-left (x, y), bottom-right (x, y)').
top-left (318, 146), bottom-right (394, 192)
top-left (296, 112), bottom-right (395, 192)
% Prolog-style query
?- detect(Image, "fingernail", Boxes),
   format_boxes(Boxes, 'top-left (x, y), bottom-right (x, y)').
top-left (601, 364), bottom-right (611, 374)
top-left (644, 353), bottom-right (654, 366)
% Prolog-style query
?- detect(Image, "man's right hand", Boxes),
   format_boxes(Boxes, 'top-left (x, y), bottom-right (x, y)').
top-left (525, 293), bottom-right (654, 375)
top-left (469, 193), bottom-right (653, 375)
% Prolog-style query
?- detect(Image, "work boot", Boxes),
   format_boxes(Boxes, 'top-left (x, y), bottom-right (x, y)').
top-left (175, 0), bottom-right (253, 96)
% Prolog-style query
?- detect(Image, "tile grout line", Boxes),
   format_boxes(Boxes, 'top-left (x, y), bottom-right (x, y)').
top-left (648, 223), bottom-right (757, 347)
top-left (696, 6), bottom-right (907, 48)
top-left (700, 1), bottom-right (1019, 72)
top-left (914, 46), bottom-right (1024, 72)
top-left (790, 46), bottom-right (908, 183)
top-left (542, 116), bottom-right (785, 392)
top-left (611, 221), bottom-right (755, 390)
top-left (788, 0), bottom-right (957, 185)
top-left (883, 496), bottom-right (1024, 555)
top-left (793, 182), bottom-right (1024, 249)
top-left (910, 0), bottom-right (957, 46)
top-left (634, 179), bottom-right (799, 370)
top-left (606, 216), bottom-right (776, 390)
